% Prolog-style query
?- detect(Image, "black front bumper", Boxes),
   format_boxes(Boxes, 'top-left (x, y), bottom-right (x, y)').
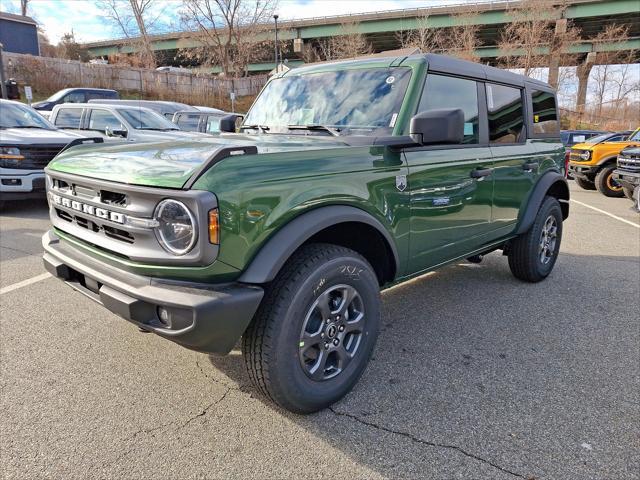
top-left (568, 163), bottom-right (598, 181)
top-left (613, 169), bottom-right (640, 190)
top-left (42, 230), bottom-right (264, 354)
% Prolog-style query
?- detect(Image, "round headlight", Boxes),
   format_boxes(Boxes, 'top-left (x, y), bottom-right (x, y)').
top-left (580, 150), bottom-right (591, 160)
top-left (154, 199), bottom-right (197, 255)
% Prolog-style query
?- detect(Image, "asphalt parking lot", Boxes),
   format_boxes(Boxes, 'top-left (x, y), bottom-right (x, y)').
top-left (1, 182), bottom-right (638, 480)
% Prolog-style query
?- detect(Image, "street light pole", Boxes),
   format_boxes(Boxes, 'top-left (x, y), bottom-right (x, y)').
top-left (273, 14), bottom-right (279, 72)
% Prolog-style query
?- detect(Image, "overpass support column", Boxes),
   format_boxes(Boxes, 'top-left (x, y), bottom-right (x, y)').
top-left (547, 19), bottom-right (567, 88)
top-left (576, 52), bottom-right (597, 119)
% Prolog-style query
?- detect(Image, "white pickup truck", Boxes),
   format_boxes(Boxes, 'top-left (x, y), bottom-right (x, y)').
top-left (0, 100), bottom-right (85, 207)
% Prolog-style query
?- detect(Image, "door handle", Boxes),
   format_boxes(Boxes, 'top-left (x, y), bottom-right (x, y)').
top-left (470, 168), bottom-right (492, 179)
top-left (523, 161), bottom-right (539, 172)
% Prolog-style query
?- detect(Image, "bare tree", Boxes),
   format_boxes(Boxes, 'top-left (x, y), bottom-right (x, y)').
top-left (180, 0), bottom-right (277, 76)
top-left (397, 14), bottom-right (441, 53)
top-left (95, 0), bottom-right (167, 68)
top-left (308, 21), bottom-right (371, 62)
top-left (441, 9), bottom-right (481, 62)
top-left (498, 0), bottom-right (581, 82)
top-left (21, 0), bottom-right (30, 15)
top-left (589, 24), bottom-right (639, 118)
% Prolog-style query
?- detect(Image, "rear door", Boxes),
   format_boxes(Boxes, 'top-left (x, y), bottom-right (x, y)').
top-left (486, 83), bottom-right (540, 231)
top-left (404, 73), bottom-right (494, 273)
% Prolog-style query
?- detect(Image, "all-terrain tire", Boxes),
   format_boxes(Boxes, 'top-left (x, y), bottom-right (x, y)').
top-left (595, 165), bottom-right (624, 197)
top-left (242, 243), bottom-right (381, 414)
top-left (508, 196), bottom-right (563, 283)
top-left (574, 177), bottom-right (596, 191)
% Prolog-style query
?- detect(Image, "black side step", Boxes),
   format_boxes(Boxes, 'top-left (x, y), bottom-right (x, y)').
top-left (183, 145), bottom-right (258, 189)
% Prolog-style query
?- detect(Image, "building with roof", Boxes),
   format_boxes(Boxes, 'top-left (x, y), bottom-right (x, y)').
top-left (0, 11), bottom-right (39, 56)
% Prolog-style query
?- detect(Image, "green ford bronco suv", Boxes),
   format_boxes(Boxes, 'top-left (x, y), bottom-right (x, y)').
top-left (42, 54), bottom-right (569, 413)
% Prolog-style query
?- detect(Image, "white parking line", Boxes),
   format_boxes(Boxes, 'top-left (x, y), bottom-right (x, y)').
top-left (571, 199), bottom-right (640, 229)
top-left (0, 273), bottom-right (51, 295)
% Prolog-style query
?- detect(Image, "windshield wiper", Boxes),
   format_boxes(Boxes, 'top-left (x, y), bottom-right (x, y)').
top-left (8, 125), bottom-right (49, 129)
top-left (240, 124), bottom-right (270, 133)
top-left (137, 127), bottom-right (178, 131)
top-left (287, 124), bottom-right (341, 137)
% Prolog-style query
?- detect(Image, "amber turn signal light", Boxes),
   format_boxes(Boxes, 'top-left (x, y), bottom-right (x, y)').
top-left (208, 208), bottom-right (220, 244)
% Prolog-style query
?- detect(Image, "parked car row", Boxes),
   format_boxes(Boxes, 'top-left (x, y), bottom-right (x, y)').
top-left (1, 94), bottom-right (235, 205)
top-left (566, 127), bottom-right (640, 202)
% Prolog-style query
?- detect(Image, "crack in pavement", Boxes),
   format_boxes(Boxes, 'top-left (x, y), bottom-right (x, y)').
top-left (328, 407), bottom-right (529, 479)
top-left (178, 388), bottom-right (232, 430)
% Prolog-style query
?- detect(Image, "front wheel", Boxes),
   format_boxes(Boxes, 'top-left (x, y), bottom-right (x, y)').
top-left (242, 244), bottom-right (380, 414)
top-left (508, 196), bottom-right (563, 282)
top-left (595, 166), bottom-right (624, 197)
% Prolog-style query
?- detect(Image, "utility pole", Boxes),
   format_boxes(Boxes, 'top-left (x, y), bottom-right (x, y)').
top-left (0, 43), bottom-right (7, 99)
top-left (273, 14), bottom-right (279, 71)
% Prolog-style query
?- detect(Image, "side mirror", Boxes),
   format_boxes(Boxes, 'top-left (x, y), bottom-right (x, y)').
top-left (410, 109), bottom-right (465, 146)
top-left (219, 114), bottom-right (243, 133)
top-left (105, 126), bottom-right (127, 138)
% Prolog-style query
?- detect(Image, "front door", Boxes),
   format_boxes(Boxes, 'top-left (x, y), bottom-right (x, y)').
top-left (404, 73), bottom-right (494, 273)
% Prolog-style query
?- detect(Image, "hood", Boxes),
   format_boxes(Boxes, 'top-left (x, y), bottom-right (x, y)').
top-left (571, 140), bottom-right (637, 151)
top-left (47, 134), bottom-right (351, 188)
top-left (31, 101), bottom-right (53, 110)
top-left (0, 127), bottom-right (83, 145)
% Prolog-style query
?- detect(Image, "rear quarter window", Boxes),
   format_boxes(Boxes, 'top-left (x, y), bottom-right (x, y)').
top-left (530, 90), bottom-right (559, 135)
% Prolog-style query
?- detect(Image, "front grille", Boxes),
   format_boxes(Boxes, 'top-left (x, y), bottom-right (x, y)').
top-left (18, 145), bottom-right (66, 170)
top-left (618, 154), bottom-right (640, 172)
top-left (46, 170), bottom-right (218, 266)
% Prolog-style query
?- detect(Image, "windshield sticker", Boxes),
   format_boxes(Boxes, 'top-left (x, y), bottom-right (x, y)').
top-left (386, 76), bottom-right (395, 84)
top-left (389, 113), bottom-right (398, 128)
top-left (464, 123), bottom-right (473, 135)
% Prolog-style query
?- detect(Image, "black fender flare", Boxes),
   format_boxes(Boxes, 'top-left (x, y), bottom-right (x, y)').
top-left (515, 172), bottom-right (569, 235)
top-left (238, 205), bottom-right (400, 284)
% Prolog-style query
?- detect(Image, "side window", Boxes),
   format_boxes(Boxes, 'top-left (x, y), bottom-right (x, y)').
top-left (571, 134), bottom-right (586, 144)
top-left (175, 114), bottom-right (201, 132)
top-left (64, 92), bottom-right (85, 103)
top-left (486, 84), bottom-right (525, 144)
top-left (530, 90), bottom-right (559, 134)
top-left (87, 91), bottom-right (106, 100)
top-left (206, 116), bottom-right (221, 133)
top-left (419, 74), bottom-right (479, 144)
top-left (88, 109), bottom-right (125, 132)
top-left (54, 108), bottom-right (82, 128)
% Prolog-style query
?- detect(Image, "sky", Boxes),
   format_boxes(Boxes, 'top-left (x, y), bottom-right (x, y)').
top-left (1, 0), bottom-right (469, 44)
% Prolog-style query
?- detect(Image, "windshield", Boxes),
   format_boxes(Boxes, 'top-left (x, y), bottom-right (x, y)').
top-left (118, 108), bottom-right (179, 130)
top-left (0, 102), bottom-right (55, 129)
top-left (44, 89), bottom-right (72, 102)
top-left (585, 133), bottom-right (613, 144)
top-left (630, 129), bottom-right (640, 142)
top-left (243, 67), bottom-right (412, 136)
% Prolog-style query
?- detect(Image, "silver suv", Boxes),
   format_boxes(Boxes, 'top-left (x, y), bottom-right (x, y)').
top-left (0, 99), bottom-right (83, 206)
top-left (49, 104), bottom-right (209, 142)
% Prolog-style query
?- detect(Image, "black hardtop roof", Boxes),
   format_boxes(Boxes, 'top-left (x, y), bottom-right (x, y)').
top-left (418, 53), bottom-right (552, 90)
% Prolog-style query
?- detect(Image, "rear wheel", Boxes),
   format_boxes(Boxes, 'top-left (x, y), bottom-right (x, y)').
top-left (574, 177), bottom-right (596, 191)
top-left (508, 196), bottom-right (563, 283)
top-left (595, 166), bottom-right (624, 197)
top-left (243, 243), bottom-right (380, 414)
